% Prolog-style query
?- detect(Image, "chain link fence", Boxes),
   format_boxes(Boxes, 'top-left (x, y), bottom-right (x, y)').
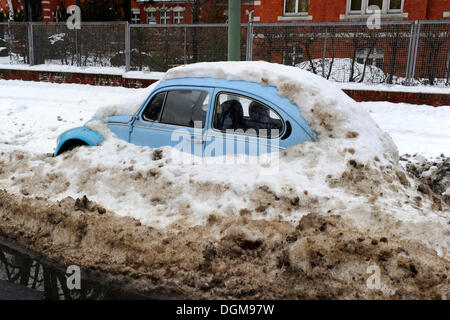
top-left (0, 21), bottom-right (448, 86)
top-left (129, 25), bottom-right (247, 72)
top-left (0, 22), bottom-right (29, 64)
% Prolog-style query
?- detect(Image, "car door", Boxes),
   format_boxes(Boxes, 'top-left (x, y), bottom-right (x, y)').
top-left (203, 89), bottom-right (286, 158)
top-left (130, 86), bottom-right (213, 157)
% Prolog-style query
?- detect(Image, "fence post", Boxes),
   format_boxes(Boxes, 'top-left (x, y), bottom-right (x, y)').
top-left (125, 22), bottom-right (130, 71)
top-left (27, 22), bottom-right (34, 65)
top-left (405, 22), bottom-right (415, 86)
top-left (75, 28), bottom-right (81, 67)
top-left (228, 0), bottom-right (241, 61)
top-left (405, 21), bottom-right (420, 86)
top-left (246, 11), bottom-right (254, 61)
top-left (410, 21), bottom-right (420, 86)
top-left (322, 26), bottom-right (328, 78)
top-left (184, 26), bottom-right (187, 65)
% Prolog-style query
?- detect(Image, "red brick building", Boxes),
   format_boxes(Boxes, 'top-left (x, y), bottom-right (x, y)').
top-left (0, 0), bottom-right (77, 22)
top-left (1, 1), bottom-right (448, 23)
top-left (0, 0), bottom-right (448, 83)
top-left (130, 0), bottom-right (450, 24)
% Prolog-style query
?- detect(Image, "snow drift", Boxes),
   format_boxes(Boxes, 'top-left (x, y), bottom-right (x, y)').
top-left (0, 62), bottom-right (448, 298)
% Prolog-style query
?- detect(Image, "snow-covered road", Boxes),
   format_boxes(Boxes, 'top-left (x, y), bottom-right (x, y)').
top-left (0, 79), bottom-right (448, 157)
top-left (0, 80), bottom-right (141, 153)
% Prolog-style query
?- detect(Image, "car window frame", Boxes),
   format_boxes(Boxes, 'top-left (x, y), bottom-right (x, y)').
top-left (141, 90), bottom-right (167, 123)
top-left (141, 88), bottom-right (210, 129)
top-left (211, 91), bottom-right (285, 139)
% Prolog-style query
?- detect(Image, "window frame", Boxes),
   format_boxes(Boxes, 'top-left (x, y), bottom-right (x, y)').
top-left (142, 89), bottom-right (210, 128)
top-left (348, 0), bottom-right (363, 14)
top-left (346, 0), bottom-right (405, 15)
top-left (160, 9), bottom-right (171, 24)
top-left (283, 0), bottom-right (309, 16)
top-left (147, 9), bottom-right (156, 24)
top-left (131, 11), bottom-right (140, 24)
top-left (366, 0), bottom-right (383, 13)
top-left (387, 0), bottom-right (403, 13)
top-left (211, 91), bottom-right (285, 139)
top-left (142, 91), bottom-right (167, 123)
top-left (173, 9), bottom-right (184, 24)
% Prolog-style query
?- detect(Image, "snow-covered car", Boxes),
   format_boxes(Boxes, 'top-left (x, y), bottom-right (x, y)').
top-left (54, 65), bottom-right (316, 157)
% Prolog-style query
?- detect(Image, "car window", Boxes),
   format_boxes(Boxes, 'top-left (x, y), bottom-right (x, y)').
top-left (142, 91), bottom-right (166, 121)
top-left (213, 92), bottom-right (283, 138)
top-left (160, 90), bottom-right (209, 128)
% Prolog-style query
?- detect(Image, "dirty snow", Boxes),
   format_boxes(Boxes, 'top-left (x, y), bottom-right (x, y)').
top-left (0, 62), bottom-right (449, 264)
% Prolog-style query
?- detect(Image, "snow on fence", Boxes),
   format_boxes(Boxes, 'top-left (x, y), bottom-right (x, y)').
top-left (0, 21), bottom-right (449, 86)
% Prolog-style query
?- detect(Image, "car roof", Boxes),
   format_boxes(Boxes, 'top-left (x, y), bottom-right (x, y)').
top-left (155, 77), bottom-right (297, 114)
top-left (154, 77), bottom-right (316, 139)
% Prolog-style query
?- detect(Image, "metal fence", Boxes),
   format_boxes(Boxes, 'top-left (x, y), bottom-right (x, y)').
top-left (0, 20), bottom-right (449, 86)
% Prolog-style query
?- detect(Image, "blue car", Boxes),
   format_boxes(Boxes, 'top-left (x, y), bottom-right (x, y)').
top-left (54, 77), bottom-right (316, 157)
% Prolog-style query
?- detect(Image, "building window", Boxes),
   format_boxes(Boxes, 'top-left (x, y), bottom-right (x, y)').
top-left (347, 0), bottom-right (404, 15)
top-left (388, 0), bottom-right (402, 12)
top-left (174, 10), bottom-right (183, 24)
top-left (350, 0), bottom-right (362, 12)
top-left (356, 47), bottom-right (384, 69)
top-left (160, 9), bottom-right (170, 24)
top-left (131, 10), bottom-right (140, 24)
top-left (147, 10), bottom-right (156, 24)
top-left (284, 0), bottom-right (309, 15)
top-left (367, 0), bottom-right (383, 11)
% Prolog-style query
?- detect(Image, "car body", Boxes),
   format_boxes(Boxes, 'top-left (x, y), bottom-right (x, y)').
top-left (54, 77), bottom-right (316, 157)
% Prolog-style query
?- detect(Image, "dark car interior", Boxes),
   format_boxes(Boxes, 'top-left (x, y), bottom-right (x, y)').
top-left (214, 99), bottom-right (283, 138)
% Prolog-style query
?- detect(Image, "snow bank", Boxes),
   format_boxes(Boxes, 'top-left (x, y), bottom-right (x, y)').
top-left (297, 58), bottom-right (388, 84)
top-left (93, 81), bottom-right (159, 118)
top-left (0, 63), bottom-right (448, 261)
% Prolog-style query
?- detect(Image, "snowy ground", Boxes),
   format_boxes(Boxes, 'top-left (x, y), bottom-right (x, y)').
top-left (0, 79), bottom-right (448, 157)
top-left (0, 80), bottom-right (141, 153)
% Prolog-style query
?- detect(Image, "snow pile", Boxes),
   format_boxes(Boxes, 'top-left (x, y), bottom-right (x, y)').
top-left (93, 81), bottom-right (159, 118)
top-left (404, 154), bottom-right (450, 201)
top-left (1, 62), bottom-right (448, 261)
top-left (297, 58), bottom-right (390, 84)
top-left (48, 33), bottom-right (66, 45)
top-left (0, 65), bottom-right (449, 298)
top-left (360, 101), bottom-right (450, 156)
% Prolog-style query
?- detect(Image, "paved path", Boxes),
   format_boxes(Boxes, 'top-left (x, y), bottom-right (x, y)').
top-left (0, 280), bottom-right (43, 300)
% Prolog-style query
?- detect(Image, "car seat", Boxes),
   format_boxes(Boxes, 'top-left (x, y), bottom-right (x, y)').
top-left (249, 101), bottom-right (270, 124)
top-left (218, 100), bottom-right (243, 130)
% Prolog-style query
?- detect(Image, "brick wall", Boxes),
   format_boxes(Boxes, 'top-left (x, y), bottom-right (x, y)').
top-left (0, 68), bottom-right (157, 88)
top-left (427, 0), bottom-right (450, 19)
top-left (1, 67), bottom-right (448, 106)
top-left (343, 89), bottom-right (450, 106)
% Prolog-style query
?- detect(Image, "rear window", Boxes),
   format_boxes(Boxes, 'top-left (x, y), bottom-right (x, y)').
top-left (213, 92), bottom-right (283, 138)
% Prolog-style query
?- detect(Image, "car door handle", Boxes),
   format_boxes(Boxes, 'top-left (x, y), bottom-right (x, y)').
top-left (187, 138), bottom-right (205, 144)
